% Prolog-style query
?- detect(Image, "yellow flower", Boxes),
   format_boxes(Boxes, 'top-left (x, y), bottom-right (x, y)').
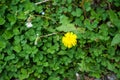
top-left (62, 32), bottom-right (77, 48)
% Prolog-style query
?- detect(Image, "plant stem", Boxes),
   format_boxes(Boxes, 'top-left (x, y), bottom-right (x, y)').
top-left (40, 32), bottom-right (58, 38)
top-left (34, 32), bottom-right (58, 45)
top-left (81, 0), bottom-right (87, 18)
top-left (35, 0), bottom-right (50, 5)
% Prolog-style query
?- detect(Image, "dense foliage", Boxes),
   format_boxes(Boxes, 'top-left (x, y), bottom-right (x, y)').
top-left (0, 0), bottom-right (120, 80)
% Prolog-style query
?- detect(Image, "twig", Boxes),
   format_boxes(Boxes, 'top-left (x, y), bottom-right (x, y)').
top-left (34, 32), bottom-right (58, 45)
top-left (35, 0), bottom-right (50, 5)
top-left (106, 1), bottom-right (111, 10)
top-left (41, 16), bottom-right (56, 23)
top-left (40, 32), bottom-right (58, 38)
top-left (80, 0), bottom-right (87, 19)
top-left (34, 34), bottom-right (40, 45)
top-left (34, 14), bottom-right (56, 23)
top-left (76, 73), bottom-right (80, 80)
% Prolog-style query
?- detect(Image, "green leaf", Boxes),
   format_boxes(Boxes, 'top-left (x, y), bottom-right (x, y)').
top-left (79, 60), bottom-right (90, 72)
top-left (72, 8), bottom-right (82, 17)
top-left (24, 2), bottom-right (35, 11)
top-left (48, 76), bottom-right (60, 80)
top-left (31, 46), bottom-right (38, 54)
top-left (25, 29), bottom-right (36, 41)
top-left (0, 54), bottom-right (4, 60)
top-left (23, 44), bottom-right (32, 54)
top-left (36, 66), bottom-right (43, 73)
top-left (59, 15), bottom-right (70, 24)
top-left (57, 15), bottom-right (77, 32)
top-left (91, 20), bottom-right (98, 28)
top-left (62, 56), bottom-right (71, 65)
top-left (11, 0), bottom-right (19, 5)
top-left (0, 17), bottom-right (5, 25)
top-left (108, 46), bottom-right (115, 56)
top-left (84, 2), bottom-right (91, 11)
top-left (2, 30), bottom-right (13, 40)
top-left (7, 14), bottom-right (16, 25)
top-left (108, 10), bottom-right (120, 29)
top-left (67, 0), bottom-right (72, 4)
top-left (74, 18), bottom-right (83, 26)
top-left (5, 54), bottom-right (15, 61)
top-left (0, 39), bottom-right (6, 51)
top-left (0, 4), bottom-right (7, 16)
top-left (93, 49), bottom-right (102, 56)
top-left (107, 62), bottom-right (115, 70)
top-left (57, 23), bottom-right (76, 32)
top-left (46, 46), bottom-right (55, 54)
top-left (90, 72), bottom-right (101, 78)
top-left (13, 28), bottom-right (20, 35)
top-left (75, 50), bottom-right (85, 59)
top-left (84, 19), bottom-right (92, 30)
top-left (19, 68), bottom-right (29, 79)
top-left (84, 19), bottom-right (98, 31)
top-left (43, 62), bottom-right (49, 67)
top-left (13, 44), bottom-right (21, 53)
top-left (17, 12), bottom-right (27, 20)
top-left (67, 5), bottom-right (72, 12)
top-left (116, 70), bottom-right (120, 78)
top-left (101, 59), bottom-right (107, 67)
top-left (14, 36), bottom-right (21, 45)
top-left (35, 6), bottom-right (43, 13)
top-left (57, 51), bottom-right (66, 55)
top-left (99, 24), bottom-right (108, 36)
top-left (111, 33), bottom-right (120, 46)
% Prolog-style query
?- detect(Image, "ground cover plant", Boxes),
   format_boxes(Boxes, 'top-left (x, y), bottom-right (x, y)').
top-left (0, 0), bottom-right (120, 80)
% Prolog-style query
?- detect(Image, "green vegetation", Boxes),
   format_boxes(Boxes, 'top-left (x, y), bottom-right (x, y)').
top-left (0, 0), bottom-right (120, 79)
